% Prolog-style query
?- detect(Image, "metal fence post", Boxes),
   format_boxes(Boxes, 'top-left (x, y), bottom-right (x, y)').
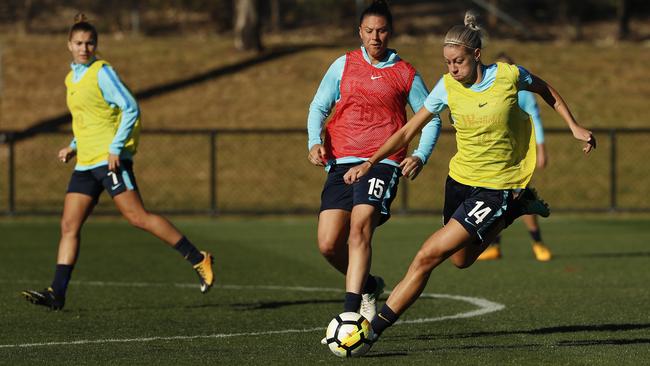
top-left (609, 129), bottom-right (617, 211)
top-left (8, 137), bottom-right (15, 215)
top-left (210, 131), bottom-right (217, 215)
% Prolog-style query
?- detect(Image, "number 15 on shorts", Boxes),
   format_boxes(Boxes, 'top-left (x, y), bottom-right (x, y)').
top-left (367, 178), bottom-right (385, 199)
top-left (467, 201), bottom-right (492, 224)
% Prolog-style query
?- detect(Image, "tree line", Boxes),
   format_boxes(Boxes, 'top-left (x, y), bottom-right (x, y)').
top-left (2, 0), bottom-right (647, 50)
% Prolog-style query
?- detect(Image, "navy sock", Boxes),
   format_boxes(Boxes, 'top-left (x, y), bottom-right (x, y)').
top-left (343, 292), bottom-right (362, 313)
top-left (51, 264), bottom-right (73, 298)
top-left (371, 304), bottom-right (399, 336)
top-left (529, 229), bottom-right (542, 242)
top-left (173, 236), bottom-right (204, 265)
top-left (362, 275), bottom-right (377, 294)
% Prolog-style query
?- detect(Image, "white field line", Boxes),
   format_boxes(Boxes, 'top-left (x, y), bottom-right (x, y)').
top-left (1, 280), bottom-right (505, 349)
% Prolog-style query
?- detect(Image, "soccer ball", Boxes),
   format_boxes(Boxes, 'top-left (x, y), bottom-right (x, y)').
top-left (324, 312), bottom-right (374, 357)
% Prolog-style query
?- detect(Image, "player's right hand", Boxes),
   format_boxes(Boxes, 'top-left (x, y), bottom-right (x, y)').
top-left (308, 144), bottom-right (326, 166)
top-left (58, 146), bottom-right (76, 163)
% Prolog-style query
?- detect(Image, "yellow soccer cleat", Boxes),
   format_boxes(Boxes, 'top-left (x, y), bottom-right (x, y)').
top-left (193, 251), bottom-right (215, 294)
top-left (478, 245), bottom-right (502, 260)
top-left (532, 242), bottom-right (552, 262)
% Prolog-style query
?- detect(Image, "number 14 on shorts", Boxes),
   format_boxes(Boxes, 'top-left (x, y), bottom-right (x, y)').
top-left (467, 201), bottom-right (492, 224)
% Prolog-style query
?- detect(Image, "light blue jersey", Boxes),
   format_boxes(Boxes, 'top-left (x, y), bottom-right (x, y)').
top-left (518, 90), bottom-right (544, 143)
top-left (307, 47), bottom-right (442, 167)
top-left (68, 57), bottom-right (140, 171)
top-left (424, 63), bottom-right (533, 115)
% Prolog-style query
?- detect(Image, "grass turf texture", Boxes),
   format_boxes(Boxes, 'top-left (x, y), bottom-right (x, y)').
top-left (1, 216), bottom-right (648, 364)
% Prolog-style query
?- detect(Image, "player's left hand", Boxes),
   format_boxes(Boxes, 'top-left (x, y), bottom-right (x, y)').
top-left (572, 126), bottom-right (596, 154)
top-left (400, 156), bottom-right (423, 180)
top-left (108, 154), bottom-right (120, 171)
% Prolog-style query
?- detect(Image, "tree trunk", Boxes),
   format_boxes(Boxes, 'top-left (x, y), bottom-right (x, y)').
top-left (487, 0), bottom-right (498, 29)
top-left (234, 0), bottom-right (263, 52)
top-left (617, 0), bottom-right (630, 40)
top-left (270, 0), bottom-right (281, 32)
top-left (19, 0), bottom-right (33, 35)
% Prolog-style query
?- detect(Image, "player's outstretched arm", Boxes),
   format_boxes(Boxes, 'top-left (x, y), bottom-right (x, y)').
top-left (343, 107), bottom-right (434, 184)
top-left (526, 75), bottom-right (596, 154)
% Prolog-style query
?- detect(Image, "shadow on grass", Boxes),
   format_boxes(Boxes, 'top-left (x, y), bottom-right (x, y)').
top-left (404, 338), bottom-right (650, 352)
top-left (410, 323), bottom-right (650, 341)
top-left (558, 338), bottom-right (650, 346)
top-left (230, 298), bottom-right (340, 310)
top-left (10, 43), bottom-right (336, 142)
top-left (383, 324), bottom-right (650, 353)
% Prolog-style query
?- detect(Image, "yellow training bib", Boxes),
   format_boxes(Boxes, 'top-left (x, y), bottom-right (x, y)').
top-left (444, 62), bottom-right (536, 190)
top-left (65, 60), bottom-right (140, 166)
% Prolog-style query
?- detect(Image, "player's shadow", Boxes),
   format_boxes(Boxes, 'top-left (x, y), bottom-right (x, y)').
top-left (229, 298), bottom-right (341, 311)
top-left (9, 42), bottom-right (336, 142)
top-left (410, 322), bottom-right (650, 341)
top-left (397, 338), bottom-right (650, 353)
top-left (385, 323), bottom-right (650, 353)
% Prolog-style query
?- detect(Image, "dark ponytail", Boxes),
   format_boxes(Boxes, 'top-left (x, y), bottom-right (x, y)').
top-left (68, 13), bottom-right (98, 43)
top-left (359, 0), bottom-right (393, 31)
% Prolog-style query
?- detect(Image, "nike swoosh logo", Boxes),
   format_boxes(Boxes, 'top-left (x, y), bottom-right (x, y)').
top-left (368, 196), bottom-right (382, 202)
top-left (464, 217), bottom-right (477, 227)
top-left (370, 75), bottom-right (383, 80)
top-left (111, 183), bottom-right (122, 190)
top-left (478, 102), bottom-right (488, 107)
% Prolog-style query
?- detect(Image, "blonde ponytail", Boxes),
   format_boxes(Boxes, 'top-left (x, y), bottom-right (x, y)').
top-left (444, 10), bottom-right (484, 49)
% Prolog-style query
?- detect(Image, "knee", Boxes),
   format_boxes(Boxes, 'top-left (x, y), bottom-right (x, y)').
top-left (412, 249), bottom-right (438, 274)
top-left (318, 238), bottom-right (339, 258)
top-left (412, 244), bottom-right (452, 275)
top-left (60, 218), bottom-right (81, 237)
top-left (347, 228), bottom-right (370, 250)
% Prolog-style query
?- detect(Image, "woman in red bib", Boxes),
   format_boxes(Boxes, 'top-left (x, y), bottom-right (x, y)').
top-left (307, 0), bottom-right (441, 324)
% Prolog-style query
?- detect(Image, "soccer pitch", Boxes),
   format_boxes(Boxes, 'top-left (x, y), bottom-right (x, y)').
top-left (1, 216), bottom-right (648, 365)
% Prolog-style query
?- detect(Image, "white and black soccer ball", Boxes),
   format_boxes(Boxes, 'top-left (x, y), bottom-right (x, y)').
top-left (325, 312), bottom-right (374, 358)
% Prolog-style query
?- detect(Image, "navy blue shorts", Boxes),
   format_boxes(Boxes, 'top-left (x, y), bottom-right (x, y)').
top-left (442, 176), bottom-right (513, 242)
top-left (66, 160), bottom-right (138, 203)
top-left (320, 162), bottom-right (401, 226)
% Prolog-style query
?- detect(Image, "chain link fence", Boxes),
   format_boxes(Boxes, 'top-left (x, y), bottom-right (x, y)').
top-left (0, 128), bottom-right (648, 216)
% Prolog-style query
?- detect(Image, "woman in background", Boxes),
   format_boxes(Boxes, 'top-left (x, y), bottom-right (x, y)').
top-left (22, 14), bottom-right (214, 310)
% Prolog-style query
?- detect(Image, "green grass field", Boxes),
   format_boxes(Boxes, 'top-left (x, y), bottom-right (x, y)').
top-left (1, 216), bottom-right (649, 364)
